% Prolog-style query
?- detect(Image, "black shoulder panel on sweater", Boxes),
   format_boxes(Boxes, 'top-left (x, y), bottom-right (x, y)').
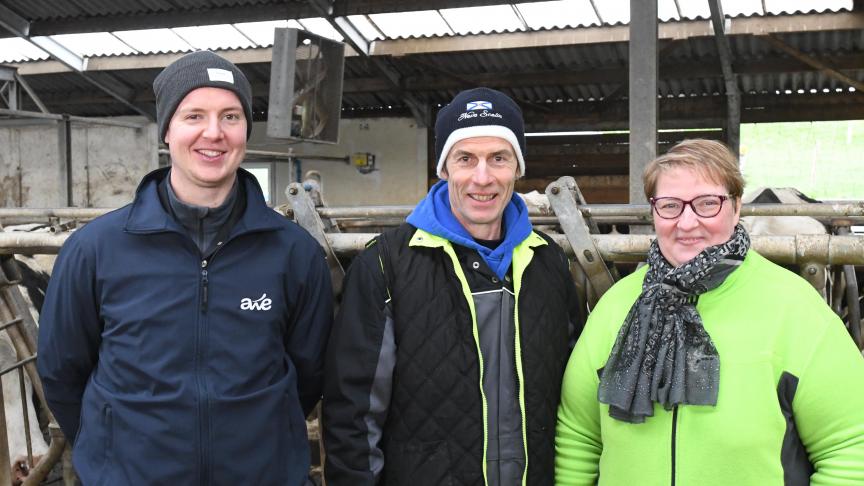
top-left (777, 371), bottom-right (814, 486)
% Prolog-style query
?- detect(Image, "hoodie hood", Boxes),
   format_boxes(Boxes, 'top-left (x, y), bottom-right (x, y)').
top-left (406, 180), bottom-right (532, 279)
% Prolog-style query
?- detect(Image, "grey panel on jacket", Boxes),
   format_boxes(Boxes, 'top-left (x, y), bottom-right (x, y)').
top-left (364, 304), bottom-right (396, 481)
top-left (474, 288), bottom-right (524, 486)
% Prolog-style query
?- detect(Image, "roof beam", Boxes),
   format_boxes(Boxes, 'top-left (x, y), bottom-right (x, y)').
top-left (0, 3), bottom-right (153, 119)
top-left (14, 71), bottom-right (48, 113)
top-left (708, 0), bottom-right (741, 154)
top-left (20, 51), bottom-right (864, 105)
top-left (0, 3), bottom-right (29, 37)
top-left (22, 4), bottom-right (314, 37)
top-left (0, 4), bottom-right (86, 70)
top-left (759, 34), bottom-right (864, 93)
top-left (29, 36), bottom-right (86, 71)
top-left (79, 71), bottom-right (153, 118)
top-left (8, 0), bottom-right (551, 38)
top-left (307, 0), bottom-right (430, 127)
top-left (334, 0), bottom-right (549, 16)
top-left (519, 93), bottom-right (864, 132)
top-left (8, 11), bottom-right (858, 64)
top-left (338, 93), bottom-right (864, 129)
top-left (9, 12), bottom-right (864, 74)
top-left (13, 48), bottom-right (283, 75)
top-left (371, 11), bottom-right (864, 55)
top-left (14, 48), bottom-right (864, 81)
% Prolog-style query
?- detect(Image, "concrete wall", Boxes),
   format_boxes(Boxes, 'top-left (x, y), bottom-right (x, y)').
top-left (0, 119), bottom-right (158, 208)
top-left (248, 117), bottom-right (428, 207)
top-left (0, 116), bottom-right (424, 209)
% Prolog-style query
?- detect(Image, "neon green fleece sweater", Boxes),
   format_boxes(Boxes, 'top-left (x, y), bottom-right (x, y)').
top-left (555, 250), bottom-right (864, 486)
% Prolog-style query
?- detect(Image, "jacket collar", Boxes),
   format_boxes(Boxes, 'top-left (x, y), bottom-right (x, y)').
top-left (124, 166), bottom-right (283, 236)
top-left (410, 228), bottom-right (547, 250)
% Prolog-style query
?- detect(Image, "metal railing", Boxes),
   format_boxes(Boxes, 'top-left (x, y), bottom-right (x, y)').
top-left (0, 177), bottom-right (861, 486)
top-left (0, 255), bottom-right (67, 486)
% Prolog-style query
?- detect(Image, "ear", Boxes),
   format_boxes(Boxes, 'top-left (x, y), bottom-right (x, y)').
top-left (731, 196), bottom-right (743, 225)
top-left (439, 164), bottom-right (449, 181)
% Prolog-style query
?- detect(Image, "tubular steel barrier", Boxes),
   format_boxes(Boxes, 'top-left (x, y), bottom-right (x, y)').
top-left (2, 232), bottom-right (864, 265)
top-left (0, 190), bottom-right (862, 486)
top-left (0, 254), bottom-right (66, 485)
top-left (3, 202), bottom-right (864, 225)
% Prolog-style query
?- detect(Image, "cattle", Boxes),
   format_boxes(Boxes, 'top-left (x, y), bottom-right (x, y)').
top-left (740, 188), bottom-right (862, 349)
top-left (740, 187), bottom-right (828, 237)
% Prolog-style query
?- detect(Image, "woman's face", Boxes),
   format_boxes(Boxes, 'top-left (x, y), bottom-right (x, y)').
top-left (652, 166), bottom-right (741, 267)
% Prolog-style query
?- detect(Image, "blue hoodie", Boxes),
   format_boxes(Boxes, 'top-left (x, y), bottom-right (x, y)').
top-left (407, 180), bottom-right (533, 279)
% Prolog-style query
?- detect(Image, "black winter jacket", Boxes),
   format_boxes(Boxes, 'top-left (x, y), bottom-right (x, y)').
top-left (323, 223), bottom-right (581, 486)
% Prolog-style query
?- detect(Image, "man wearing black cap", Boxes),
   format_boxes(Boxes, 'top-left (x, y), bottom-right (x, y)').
top-left (38, 51), bottom-right (333, 485)
top-left (323, 87), bottom-right (582, 486)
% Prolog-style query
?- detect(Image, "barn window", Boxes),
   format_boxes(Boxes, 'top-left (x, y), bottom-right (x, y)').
top-left (243, 162), bottom-right (276, 206)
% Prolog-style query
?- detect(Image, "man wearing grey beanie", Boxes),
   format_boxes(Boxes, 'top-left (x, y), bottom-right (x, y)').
top-left (324, 87), bottom-right (582, 486)
top-left (39, 50), bottom-right (333, 485)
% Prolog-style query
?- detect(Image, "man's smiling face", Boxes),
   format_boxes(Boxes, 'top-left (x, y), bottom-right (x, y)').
top-left (164, 87), bottom-right (247, 204)
top-left (441, 136), bottom-right (519, 240)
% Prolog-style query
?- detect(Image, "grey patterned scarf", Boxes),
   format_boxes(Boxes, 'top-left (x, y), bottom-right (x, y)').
top-left (598, 223), bottom-right (750, 423)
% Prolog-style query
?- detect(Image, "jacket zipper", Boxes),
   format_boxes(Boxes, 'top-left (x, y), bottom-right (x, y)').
top-left (197, 257), bottom-right (209, 485)
top-left (201, 260), bottom-right (209, 312)
top-left (671, 405), bottom-right (679, 486)
top-left (512, 273), bottom-right (528, 486)
top-left (196, 242), bottom-right (227, 485)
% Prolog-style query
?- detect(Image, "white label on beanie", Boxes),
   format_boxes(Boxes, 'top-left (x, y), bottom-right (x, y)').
top-left (207, 68), bottom-right (235, 84)
top-left (466, 101), bottom-right (492, 111)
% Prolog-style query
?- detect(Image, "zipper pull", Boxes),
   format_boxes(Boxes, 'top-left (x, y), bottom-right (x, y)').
top-left (201, 261), bottom-right (209, 312)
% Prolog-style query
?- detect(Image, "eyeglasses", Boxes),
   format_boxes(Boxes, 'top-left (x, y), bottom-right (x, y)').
top-left (649, 195), bottom-right (731, 219)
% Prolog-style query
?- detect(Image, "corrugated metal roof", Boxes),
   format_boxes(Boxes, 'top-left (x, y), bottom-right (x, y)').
top-left (2, 1), bottom-right (861, 119)
top-left (12, 29), bottom-right (861, 95)
top-left (0, 1), bottom-right (854, 61)
top-left (1, 0), bottom-right (293, 22)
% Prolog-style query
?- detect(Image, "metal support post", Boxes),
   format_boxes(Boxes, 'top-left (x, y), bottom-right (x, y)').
top-left (546, 177), bottom-right (615, 306)
top-left (708, 0), bottom-right (741, 156)
top-left (836, 225), bottom-right (862, 349)
top-left (284, 181), bottom-right (344, 486)
top-left (285, 183), bottom-right (345, 297)
top-left (0, 65), bottom-right (18, 110)
top-left (628, 0), bottom-right (658, 205)
top-left (56, 116), bottom-right (73, 207)
top-left (64, 116), bottom-right (73, 206)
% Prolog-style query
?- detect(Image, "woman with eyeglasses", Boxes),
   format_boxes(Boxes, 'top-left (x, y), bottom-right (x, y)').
top-left (554, 139), bottom-right (864, 485)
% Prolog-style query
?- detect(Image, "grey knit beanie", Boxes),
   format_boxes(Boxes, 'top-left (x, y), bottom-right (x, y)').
top-left (153, 50), bottom-right (253, 143)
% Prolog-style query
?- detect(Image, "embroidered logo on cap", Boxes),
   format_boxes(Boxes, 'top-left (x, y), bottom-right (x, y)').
top-left (457, 100), bottom-right (504, 122)
top-left (466, 101), bottom-right (492, 111)
top-left (207, 68), bottom-right (235, 84)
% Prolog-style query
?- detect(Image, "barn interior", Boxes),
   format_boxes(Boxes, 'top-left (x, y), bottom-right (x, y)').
top-left (2, 2), bottom-right (864, 485)
top-left (2, 0), bottom-right (863, 208)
